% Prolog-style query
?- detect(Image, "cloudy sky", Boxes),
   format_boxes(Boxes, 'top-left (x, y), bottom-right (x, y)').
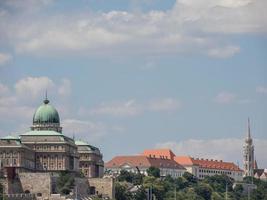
top-left (0, 0), bottom-right (267, 167)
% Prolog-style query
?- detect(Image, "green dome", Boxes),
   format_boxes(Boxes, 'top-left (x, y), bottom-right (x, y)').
top-left (33, 99), bottom-right (60, 124)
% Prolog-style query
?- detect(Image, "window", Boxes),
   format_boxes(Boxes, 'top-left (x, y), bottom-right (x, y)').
top-left (43, 162), bottom-right (47, 170)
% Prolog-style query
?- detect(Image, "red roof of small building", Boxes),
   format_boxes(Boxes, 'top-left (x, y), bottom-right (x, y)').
top-left (142, 149), bottom-right (176, 160)
top-left (105, 155), bottom-right (185, 170)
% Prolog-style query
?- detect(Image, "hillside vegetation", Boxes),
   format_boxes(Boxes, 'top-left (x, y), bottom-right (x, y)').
top-left (114, 168), bottom-right (267, 200)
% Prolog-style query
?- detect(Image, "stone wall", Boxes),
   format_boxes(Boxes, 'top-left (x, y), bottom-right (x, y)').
top-left (5, 193), bottom-right (36, 200)
top-left (0, 178), bottom-right (7, 194)
top-left (19, 172), bottom-right (51, 199)
top-left (88, 177), bottom-right (115, 199)
top-left (75, 177), bottom-right (90, 196)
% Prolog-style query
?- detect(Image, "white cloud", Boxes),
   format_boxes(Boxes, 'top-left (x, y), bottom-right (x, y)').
top-left (58, 78), bottom-right (71, 97)
top-left (215, 91), bottom-right (237, 104)
top-left (15, 76), bottom-right (55, 100)
top-left (88, 98), bottom-right (181, 117)
top-left (148, 98), bottom-right (181, 112)
top-left (156, 138), bottom-right (267, 167)
top-left (0, 53), bottom-right (12, 65)
top-left (207, 46), bottom-right (240, 58)
top-left (90, 99), bottom-right (141, 117)
top-left (1, 0), bottom-right (266, 58)
top-left (62, 119), bottom-right (123, 141)
top-left (256, 86), bottom-right (267, 94)
top-left (1, 0), bottom-right (53, 13)
top-left (0, 83), bottom-right (9, 96)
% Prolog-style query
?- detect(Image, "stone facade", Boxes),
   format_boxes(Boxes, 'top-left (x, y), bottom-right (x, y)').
top-left (19, 173), bottom-right (51, 199)
top-left (19, 133), bottom-right (79, 172)
top-left (0, 137), bottom-right (35, 172)
top-left (76, 140), bottom-right (104, 178)
top-left (88, 177), bottom-right (115, 199)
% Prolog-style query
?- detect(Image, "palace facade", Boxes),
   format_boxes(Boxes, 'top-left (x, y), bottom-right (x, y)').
top-left (0, 97), bottom-right (104, 178)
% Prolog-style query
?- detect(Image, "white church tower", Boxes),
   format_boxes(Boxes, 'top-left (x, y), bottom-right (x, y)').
top-left (243, 118), bottom-right (254, 177)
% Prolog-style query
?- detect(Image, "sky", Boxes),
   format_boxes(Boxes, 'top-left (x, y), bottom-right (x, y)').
top-left (0, 0), bottom-right (267, 167)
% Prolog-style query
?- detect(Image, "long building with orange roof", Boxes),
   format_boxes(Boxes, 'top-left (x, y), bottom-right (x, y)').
top-left (105, 149), bottom-right (243, 181)
top-left (142, 149), bottom-right (243, 181)
top-left (105, 155), bottom-right (186, 178)
top-left (175, 156), bottom-right (243, 181)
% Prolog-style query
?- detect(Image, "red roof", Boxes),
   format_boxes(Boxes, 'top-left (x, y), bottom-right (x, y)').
top-left (175, 156), bottom-right (242, 172)
top-left (142, 149), bottom-right (176, 160)
top-left (174, 156), bottom-right (194, 165)
top-left (106, 149), bottom-right (242, 173)
top-left (105, 155), bottom-right (185, 170)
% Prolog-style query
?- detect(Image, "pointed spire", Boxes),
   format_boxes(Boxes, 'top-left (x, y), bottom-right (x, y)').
top-left (247, 117), bottom-right (251, 139)
top-left (43, 90), bottom-right (49, 104)
top-left (254, 158), bottom-right (258, 169)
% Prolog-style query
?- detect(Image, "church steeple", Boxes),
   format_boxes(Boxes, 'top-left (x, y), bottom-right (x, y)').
top-left (243, 118), bottom-right (255, 177)
top-left (247, 118), bottom-right (251, 138)
top-left (245, 118), bottom-right (252, 144)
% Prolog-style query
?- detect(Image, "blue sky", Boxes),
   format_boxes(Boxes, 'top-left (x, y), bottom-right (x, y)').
top-left (0, 0), bottom-right (266, 167)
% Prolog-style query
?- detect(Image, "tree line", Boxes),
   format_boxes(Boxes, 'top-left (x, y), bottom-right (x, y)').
top-left (114, 167), bottom-right (267, 200)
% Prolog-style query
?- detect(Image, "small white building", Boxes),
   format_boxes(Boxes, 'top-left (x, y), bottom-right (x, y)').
top-left (254, 169), bottom-right (267, 181)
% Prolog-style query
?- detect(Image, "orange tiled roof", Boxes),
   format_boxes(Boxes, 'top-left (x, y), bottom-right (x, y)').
top-left (105, 155), bottom-right (185, 170)
top-left (142, 149), bottom-right (176, 160)
top-left (175, 156), bottom-right (242, 172)
top-left (174, 156), bottom-right (194, 165)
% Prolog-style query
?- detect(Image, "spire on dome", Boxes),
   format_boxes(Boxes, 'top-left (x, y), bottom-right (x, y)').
top-left (43, 90), bottom-right (49, 104)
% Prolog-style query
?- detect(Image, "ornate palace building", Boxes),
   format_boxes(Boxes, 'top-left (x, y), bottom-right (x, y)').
top-left (75, 140), bottom-right (104, 178)
top-left (0, 97), bottom-right (104, 178)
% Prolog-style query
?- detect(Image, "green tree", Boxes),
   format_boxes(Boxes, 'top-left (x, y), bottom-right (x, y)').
top-left (183, 172), bottom-right (198, 185)
top-left (174, 176), bottom-right (188, 190)
top-left (211, 192), bottom-right (224, 200)
top-left (115, 182), bottom-right (132, 200)
top-left (147, 167), bottom-right (160, 178)
top-left (194, 183), bottom-right (212, 200)
top-left (56, 171), bottom-right (75, 195)
top-left (203, 175), bottom-right (233, 193)
top-left (132, 173), bottom-right (144, 185)
top-left (132, 186), bottom-right (147, 200)
top-left (183, 187), bottom-right (202, 200)
top-left (143, 176), bottom-right (165, 200)
top-left (232, 184), bottom-right (243, 199)
top-left (117, 170), bottom-right (134, 183)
